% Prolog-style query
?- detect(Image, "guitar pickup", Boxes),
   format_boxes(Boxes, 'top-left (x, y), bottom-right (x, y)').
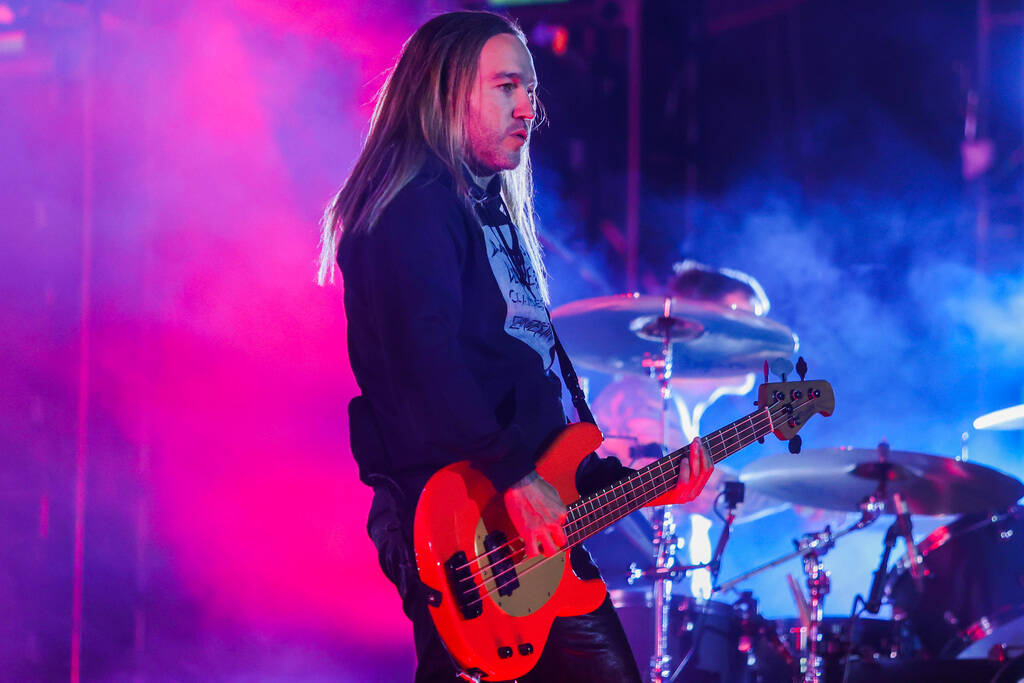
top-left (444, 551), bottom-right (483, 620)
top-left (484, 531), bottom-right (520, 597)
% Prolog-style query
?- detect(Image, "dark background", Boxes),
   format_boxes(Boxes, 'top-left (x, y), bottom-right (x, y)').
top-left (1, 0), bottom-right (1022, 679)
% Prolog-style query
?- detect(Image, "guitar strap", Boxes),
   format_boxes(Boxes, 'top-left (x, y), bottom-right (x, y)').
top-left (552, 327), bottom-right (597, 426)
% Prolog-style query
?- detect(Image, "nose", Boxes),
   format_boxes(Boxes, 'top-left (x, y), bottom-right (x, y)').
top-left (514, 89), bottom-right (535, 121)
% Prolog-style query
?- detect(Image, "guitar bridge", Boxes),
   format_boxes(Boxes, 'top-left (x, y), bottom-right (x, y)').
top-left (484, 531), bottom-right (520, 597)
top-left (444, 551), bottom-right (483, 620)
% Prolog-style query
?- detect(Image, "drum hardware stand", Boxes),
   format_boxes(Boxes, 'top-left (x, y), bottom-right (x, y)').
top-left (793, 489), bottom-right (891, 682)
top-left (638, 299), bottom-right (734, 682)
top-left (628, 484), bottom-right (745, 584)
top-left (646, 505), bottom-right (677, 682)
top-left (639, 297), bottom-right (678, 683)
top-left (662, 483), bottom-right (744, 683)
top-left (864, 519), bottom-right (901, 615)
top-left (709, 503), bottom-right (884, 683)
top-left (796, 528), bottom-right (833, 683)
top-left (635, 298), bottom-right (764, 682)
top-left (890, 492), bottom-right (924, 590)
top-left (715, 500), bottom-right (882, 595)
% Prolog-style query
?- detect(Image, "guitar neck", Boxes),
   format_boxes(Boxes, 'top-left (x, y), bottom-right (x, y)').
top-left (564, 406), bottom-right (777, 547)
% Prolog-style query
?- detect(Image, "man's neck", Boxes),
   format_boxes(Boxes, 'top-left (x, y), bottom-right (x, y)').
top-left (463, 163), bottom-right (497, 192)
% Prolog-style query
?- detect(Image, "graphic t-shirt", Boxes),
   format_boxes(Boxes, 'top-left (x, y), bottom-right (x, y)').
top-left (469, 180), bottom-right (555, 370)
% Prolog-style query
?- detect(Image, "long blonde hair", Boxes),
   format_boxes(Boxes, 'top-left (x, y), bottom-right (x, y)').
top-left (317, 11), bottom-right (549, 303)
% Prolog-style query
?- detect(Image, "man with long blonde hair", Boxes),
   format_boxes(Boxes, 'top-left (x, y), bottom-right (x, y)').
top-left (321, 11), bottom-right (711, 681)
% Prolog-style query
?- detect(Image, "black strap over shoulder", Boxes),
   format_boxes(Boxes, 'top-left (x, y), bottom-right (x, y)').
top-left (552, 328), bottom-right (597, 426)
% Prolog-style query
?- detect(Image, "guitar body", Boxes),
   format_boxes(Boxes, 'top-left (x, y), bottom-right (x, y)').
top-left (413, 422), bottom-right (608, 681)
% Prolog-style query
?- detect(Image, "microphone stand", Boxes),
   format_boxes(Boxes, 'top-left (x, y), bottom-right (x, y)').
top-left (864, 521), bottom-right (900, 614)
top-left (709, 482), bottom-right (744, 577)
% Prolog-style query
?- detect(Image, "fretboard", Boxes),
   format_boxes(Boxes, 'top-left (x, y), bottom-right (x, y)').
top-left (563, 405), bottom-right (778, 546)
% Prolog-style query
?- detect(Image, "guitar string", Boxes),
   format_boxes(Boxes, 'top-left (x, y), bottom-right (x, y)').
top-left (522, 403), bottom-right (777, 560)
top-left (454, 458), bottom-right (680, 588)
top-left (455, 457), bottom-right (681, 586)
top-left (451, 448), bottom-right (689, 574)
top-left (562, 394), bottom-right (812, 544)
top-left (462, 397), bottom-right (810, 608)
top-left (453, 399), bottom-right (783, 574)
top-left (563, 406), bottom-right (777, 542)
top-left (453, 405), bottom-right (772, 581)
top-left (458, 396), bottom-right (811, 598)
top-left (451, 399), bottom-right (790, 578)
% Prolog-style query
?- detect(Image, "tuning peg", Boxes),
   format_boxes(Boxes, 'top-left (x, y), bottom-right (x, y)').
top-left (796, 357), bottom-right (807, 381)
top-left (757, 436), bottom-right (765, 444)
top-left (770, 358), bottom-right (793, 382)
top-left (763, 360), bottom-right (769, 383)
top-left (788, 434), bottom-right (802, 454)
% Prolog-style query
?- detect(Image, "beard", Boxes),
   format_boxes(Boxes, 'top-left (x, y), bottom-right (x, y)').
top-left (466, 130), bottom-right (524, 175)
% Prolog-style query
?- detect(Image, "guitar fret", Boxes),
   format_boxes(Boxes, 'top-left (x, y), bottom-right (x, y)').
top-left (561, 409), bottom-right (782, 548)
top-left (565, 402), bottom-right (784, 544)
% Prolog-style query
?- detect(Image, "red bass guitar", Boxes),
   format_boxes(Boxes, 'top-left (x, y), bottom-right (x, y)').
top-left (413, 377), bottom-right (834, 681)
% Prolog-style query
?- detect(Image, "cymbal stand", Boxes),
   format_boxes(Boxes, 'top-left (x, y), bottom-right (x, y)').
top-left (648, 506), bottom-right (677, 682)
top-left (796, 528), bottom-right (832, 683)
top-left (794, 499), bottom-right (883, 683)
top-left (711, 503), bottom-right (883, 683)
top-left (640, 297), bottom-right (676, 683)
top-left (715, 502), bottom-right (882, 593)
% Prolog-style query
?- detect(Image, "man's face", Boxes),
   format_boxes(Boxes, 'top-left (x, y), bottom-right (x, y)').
top-left (465, 33), bottom-right (537, 175)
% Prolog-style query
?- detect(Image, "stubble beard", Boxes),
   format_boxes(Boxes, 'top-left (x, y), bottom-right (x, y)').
top-left (467, 131), bottom-right (523, 176)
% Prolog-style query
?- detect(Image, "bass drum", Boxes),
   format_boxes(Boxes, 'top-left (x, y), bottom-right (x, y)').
top-left (886, 506), bottom-right (1024, 659)
top-left (610, 590), bottom-right (792, 683)
top-left (774, 616), bottom-right (903, 679)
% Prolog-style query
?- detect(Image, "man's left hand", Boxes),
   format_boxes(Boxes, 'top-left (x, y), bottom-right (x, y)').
top-left (646, 437), bottom-right (713, 507)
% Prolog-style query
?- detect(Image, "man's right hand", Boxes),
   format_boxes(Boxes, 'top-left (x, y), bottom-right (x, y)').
top-left (503, 471), bottom-right (568, 558)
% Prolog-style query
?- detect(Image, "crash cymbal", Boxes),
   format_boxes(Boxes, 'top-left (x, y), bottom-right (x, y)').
top-left (550, 294), bottom-right (797, 377)
top-left (740, 446), bottom-right (1024, 515)
top-left (974, 404), bottom-right (1024, 431)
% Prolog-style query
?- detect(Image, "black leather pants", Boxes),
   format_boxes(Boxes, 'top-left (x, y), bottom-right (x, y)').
top-left (368, 485), bottom-right (642, 683)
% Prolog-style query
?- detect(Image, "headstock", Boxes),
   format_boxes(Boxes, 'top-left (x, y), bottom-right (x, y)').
top-left (755, 356), bottom-right (835, 447)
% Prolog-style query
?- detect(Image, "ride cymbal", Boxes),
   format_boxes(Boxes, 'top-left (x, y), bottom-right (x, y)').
top-left (740, 446), bottom-right (1024, 515)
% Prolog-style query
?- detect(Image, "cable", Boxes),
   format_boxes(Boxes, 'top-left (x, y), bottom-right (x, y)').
top-left (712, 491), bottom-right (728, 524)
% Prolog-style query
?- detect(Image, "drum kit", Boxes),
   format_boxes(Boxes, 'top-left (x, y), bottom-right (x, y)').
top-left (550, 288), bottom-right (1024, 683)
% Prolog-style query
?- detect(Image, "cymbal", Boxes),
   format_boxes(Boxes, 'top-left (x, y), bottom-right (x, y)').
top-left (740, 446), bottom-right (1024, 515)
top-left (550, 294), bottom-right (797, 377)
top-left (974, 404), bottom-right (1024, 431)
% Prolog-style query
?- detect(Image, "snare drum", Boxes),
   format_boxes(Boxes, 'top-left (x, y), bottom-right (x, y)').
top-left (886, 506), bottom-right (1024, 659)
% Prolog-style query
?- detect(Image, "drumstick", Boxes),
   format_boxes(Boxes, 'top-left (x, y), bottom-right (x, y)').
top-left (787, 573), bottom-right (811, 629)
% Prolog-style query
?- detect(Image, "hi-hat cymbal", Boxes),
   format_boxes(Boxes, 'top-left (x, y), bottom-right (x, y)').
top-left (974, 404), bottom-right (1024, 431)
top-left (550, 294), bottom-right (797, 377)
top-left (740, 446), bottom-right (1024, 515)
